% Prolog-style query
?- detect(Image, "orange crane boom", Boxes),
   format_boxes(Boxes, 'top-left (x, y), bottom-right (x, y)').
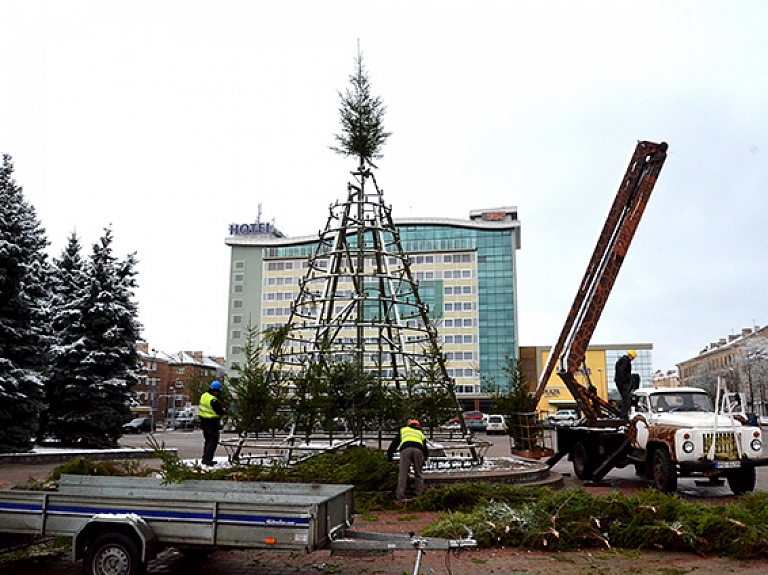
top-left (534, 141), bottom-right (668, 421)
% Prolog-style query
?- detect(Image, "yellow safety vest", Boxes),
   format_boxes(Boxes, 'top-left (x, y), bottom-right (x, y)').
top-left (199, 392), bottom-right (219, 419)
top-left (399, 426), bottom-right (425, 449)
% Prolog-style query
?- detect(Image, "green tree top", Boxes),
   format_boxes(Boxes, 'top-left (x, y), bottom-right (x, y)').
top-left (330, 49), bottom-right (391, 169)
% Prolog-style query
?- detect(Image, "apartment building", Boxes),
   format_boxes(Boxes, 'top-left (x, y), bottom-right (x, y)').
top-left (136, 342), bottom-right (225, 425)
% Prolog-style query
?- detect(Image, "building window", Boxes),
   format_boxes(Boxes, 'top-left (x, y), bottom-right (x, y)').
top-left (234, 284), bottom-right (244, 293)
top-left (234, 273), bottom-right (244, 282)
top-left (443, 255), bottom-right (453, 263)
top-left (233, 299), bottom-right (243, 309)
top-left (177, 367), bottom-right (185, 375)
top-left (234, 261), bottom-right (245, 270)
top-left (231, 346), bottom-right (242, 355)
top-left (232, 315), bottom-right (242, 324)
top-left (232, 330), bottom-right (241, 340)
top-left (175, 380), bottom-right (184, 388)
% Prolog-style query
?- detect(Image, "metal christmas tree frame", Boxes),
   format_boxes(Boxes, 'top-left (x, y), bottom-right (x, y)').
top-left (267, 166), bottom-right (451, 390)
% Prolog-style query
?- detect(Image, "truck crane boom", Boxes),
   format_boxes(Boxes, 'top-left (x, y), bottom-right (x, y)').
top-left (534, 141), bottom-right (668, 421)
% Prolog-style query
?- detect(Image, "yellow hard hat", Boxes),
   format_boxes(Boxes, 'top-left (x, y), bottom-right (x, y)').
top-left (628, 350), bottom-right (638, 359)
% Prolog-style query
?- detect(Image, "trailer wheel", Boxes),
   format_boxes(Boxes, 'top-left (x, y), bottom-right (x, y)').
top-left (572, 442), bottom-right (595, 480)
top-left (652, 447), bottom-right (677, 493)
top-left (84, 533), bottom-right (144, 575)
top-left (727, 466), bottom-right (756, 495)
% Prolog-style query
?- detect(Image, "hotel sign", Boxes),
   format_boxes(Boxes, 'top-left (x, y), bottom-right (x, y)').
top-left (229, 222), bottom-right (272, 236)
top-left (482, 211), bottom-right (507, 221)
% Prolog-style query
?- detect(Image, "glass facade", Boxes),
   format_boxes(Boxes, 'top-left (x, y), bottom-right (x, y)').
top-left (397, 225), bottom-right (517, 390)
top-left (605, 348), bottom-right (654, 398)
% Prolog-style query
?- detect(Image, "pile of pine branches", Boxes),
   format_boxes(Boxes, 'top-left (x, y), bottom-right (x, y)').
top-left (417, 483), bottom-right (768, 559)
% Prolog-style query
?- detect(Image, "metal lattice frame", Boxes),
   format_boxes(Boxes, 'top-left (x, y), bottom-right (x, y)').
top-left (267, 167), bottom-right (451, 389)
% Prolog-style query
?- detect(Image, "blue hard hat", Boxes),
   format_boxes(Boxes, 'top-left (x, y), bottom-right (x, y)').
top-left (210, 381), bottom-right (222, 391)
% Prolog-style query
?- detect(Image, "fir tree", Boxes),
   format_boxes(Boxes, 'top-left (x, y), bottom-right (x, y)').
top-left (330, 48), bottom-right (391, 169)
top-left (48, 228), bottom-right (142, 447)
top-left (0, 154), bottom-right (50, 452)
top-left (229, 324), bottom-right (284, 436)
top-left (42, 232), bottom-right (88, 442)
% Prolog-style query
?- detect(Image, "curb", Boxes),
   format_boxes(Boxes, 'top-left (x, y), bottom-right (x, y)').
top-left (0, 448), bottom-right (176, 465)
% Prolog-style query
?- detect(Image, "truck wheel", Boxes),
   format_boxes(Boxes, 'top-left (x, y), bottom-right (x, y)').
top-left (572, 442), bottom-right (595, 480)
top-left (84, 533), bottom-right (144, 575)
top-left (652, 447), bottom-right (677, 493)
top-left (727, 466), bottom-right (756, 495)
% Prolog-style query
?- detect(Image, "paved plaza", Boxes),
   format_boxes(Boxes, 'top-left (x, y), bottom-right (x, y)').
top-left (4, 429), bottom-right (768, 574)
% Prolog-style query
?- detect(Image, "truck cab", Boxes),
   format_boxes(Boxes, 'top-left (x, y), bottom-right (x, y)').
top-left (628, 387), bottom-right (764, 493)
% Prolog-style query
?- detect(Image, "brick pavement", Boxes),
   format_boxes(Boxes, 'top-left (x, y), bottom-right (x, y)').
top-left (5, 543), bottom-right (768, 575)
top-left (4, 510), bottom-right (768, 575)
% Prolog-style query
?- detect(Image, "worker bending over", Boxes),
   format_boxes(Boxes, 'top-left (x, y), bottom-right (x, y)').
top-left (387, 419), bottom-right (429, 502)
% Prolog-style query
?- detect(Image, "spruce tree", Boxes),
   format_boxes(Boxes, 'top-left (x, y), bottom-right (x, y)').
top-left (43, 232), bottom-right (89, 442)
top-left (330, 48), bottom-right (391, 169)
top-left (48, 228), bottom-right (142, 447)
top-left (0, 154), bottom-right (50, 452)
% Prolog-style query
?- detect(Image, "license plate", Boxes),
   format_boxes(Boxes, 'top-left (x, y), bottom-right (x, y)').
top-left (715, 461), bottom-right (741, 469)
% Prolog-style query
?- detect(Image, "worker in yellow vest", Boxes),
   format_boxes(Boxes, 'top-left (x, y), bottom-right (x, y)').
top-left (387, 419), bottom-right (429, 502)
top-left (199, 381), bottom-right (225, 466)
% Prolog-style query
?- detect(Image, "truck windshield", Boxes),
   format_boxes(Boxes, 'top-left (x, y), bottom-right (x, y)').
top-left (651, 393), bottom-right (713, 413)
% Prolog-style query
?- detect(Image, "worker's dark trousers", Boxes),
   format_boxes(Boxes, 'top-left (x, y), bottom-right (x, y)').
top-left (396, 447), bottom-right (424, 501)
top-left (201, 418), bottom-right (220, 463)
top-left (617, 381), bottom-right (631, 419)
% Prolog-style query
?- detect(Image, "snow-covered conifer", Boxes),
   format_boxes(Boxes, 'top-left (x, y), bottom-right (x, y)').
top-left (0, 154), bottom-right (50, 452)
top-left (47, 227), bottom-right (142, 447)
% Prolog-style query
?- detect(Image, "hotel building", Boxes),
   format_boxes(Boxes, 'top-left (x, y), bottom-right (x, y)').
top-left (224, 208), bottom-right (521, 409)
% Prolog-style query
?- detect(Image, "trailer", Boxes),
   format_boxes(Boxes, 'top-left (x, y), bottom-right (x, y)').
top-left (0, 474), bottom-right (475, 575)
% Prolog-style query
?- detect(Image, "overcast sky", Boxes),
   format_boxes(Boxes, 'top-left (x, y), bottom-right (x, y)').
top-left (2, 2), bottom-right (767, 372)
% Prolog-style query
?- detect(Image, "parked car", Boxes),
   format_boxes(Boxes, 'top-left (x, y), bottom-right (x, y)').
top-left (170, 416), bottom-right (195, 430)
top-left (463, 411), bottom-right (488, 432)
top-left (546, 409), bottom-right (579, 425)
top-left (122, 417), bottom-right (155, 434)
top-left (485, 414), bottom-right (507, 435)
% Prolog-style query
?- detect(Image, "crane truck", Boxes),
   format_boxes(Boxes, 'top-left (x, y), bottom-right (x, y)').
top-left (534, 141), bottom-right (768, 494)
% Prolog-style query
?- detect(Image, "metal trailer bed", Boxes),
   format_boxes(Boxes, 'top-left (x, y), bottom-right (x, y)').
top-left (0, 474), bottom-right (475, 575)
